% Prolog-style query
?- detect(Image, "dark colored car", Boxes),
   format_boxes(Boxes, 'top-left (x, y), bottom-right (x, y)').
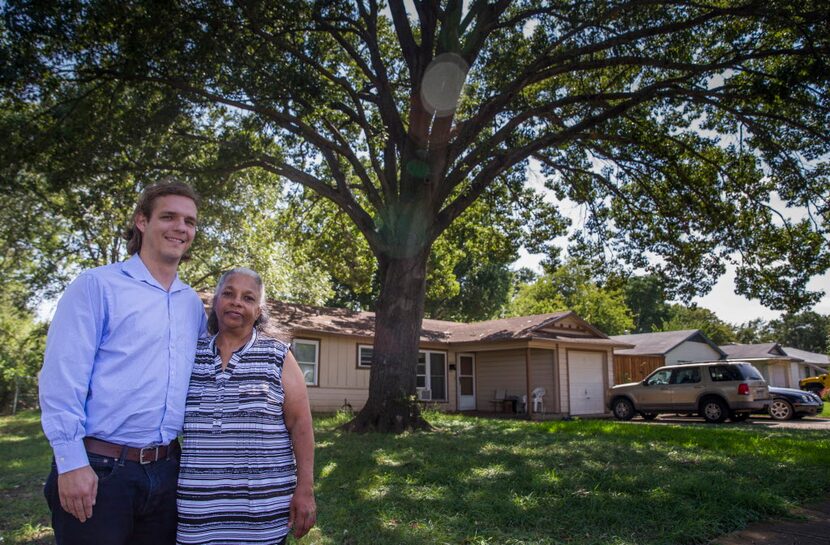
top-left (760, 386), bottom-right (824, 421)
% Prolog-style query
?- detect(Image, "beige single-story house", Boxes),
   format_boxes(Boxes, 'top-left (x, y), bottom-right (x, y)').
top-left (258, 300), bottom-right (633, 418)
top-left (608, 329), bottom-right (726, 384)
top-left (719, 343), bottom-right (829, 387)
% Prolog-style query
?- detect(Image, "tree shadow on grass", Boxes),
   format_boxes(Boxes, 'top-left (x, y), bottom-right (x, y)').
top-left (311, 415), bottom-right (830, 545)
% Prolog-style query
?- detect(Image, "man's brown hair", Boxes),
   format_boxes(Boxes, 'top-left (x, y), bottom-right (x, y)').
top-left (124, 180), bottom-right (200, 257)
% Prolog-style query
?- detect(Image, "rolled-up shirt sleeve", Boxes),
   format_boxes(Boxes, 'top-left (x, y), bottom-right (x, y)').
top-left (39, 273), bottom-right (104, 473)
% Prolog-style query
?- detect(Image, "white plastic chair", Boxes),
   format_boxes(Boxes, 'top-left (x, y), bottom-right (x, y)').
top-left (531, 387), bottom-right (546, 413)
top-left (518, 394), bottom-right (528, 414)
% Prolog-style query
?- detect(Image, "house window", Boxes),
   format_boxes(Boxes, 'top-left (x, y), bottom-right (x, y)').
top-left (416, 350), bottom-right (447, 401)
top-left (358, 345), bottom-right (373, 368)
top-left (293, 339), bottom-right (319, 386)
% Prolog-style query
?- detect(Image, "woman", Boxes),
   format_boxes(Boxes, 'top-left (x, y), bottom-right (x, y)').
top-left (177, 268), bottom-right (316, 545)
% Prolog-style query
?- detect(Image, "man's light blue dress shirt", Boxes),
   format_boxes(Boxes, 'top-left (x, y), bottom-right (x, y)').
top-left (40, 254), bottom-right (208, 473)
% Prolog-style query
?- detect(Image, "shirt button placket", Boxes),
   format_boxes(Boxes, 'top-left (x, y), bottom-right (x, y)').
top-left (212, 378), bottom-right (225, 433)
top-left (162, 292), bottom-right (175, 442)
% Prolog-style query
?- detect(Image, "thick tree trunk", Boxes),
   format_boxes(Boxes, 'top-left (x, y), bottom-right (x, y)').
top-left (340, 248), bottom-right (433, 433)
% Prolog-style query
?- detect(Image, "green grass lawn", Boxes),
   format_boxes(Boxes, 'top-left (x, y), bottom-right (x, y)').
top-left (0, 411), bottom-right (52, 545)
top-left (3, 410), bottom-right (830, 545)
top-left (822, 401), bottom-right (830, 417)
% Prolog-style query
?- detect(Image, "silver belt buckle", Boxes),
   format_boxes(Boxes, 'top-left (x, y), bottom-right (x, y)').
top-left (139, 445), bottom-right (160, 464)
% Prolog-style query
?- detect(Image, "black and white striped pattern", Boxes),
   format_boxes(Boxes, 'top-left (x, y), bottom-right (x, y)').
top-left (177, 331), bottom-right (296, 545)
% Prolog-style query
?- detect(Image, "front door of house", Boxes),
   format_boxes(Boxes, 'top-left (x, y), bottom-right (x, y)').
top-left (458, 354), bottom-right (476, 410)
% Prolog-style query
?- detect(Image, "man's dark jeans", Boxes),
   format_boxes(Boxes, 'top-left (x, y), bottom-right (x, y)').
top-left (44, 451), bottom-right (179, 545)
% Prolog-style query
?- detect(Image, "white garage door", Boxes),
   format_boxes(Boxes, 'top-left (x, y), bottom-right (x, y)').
top-left (769, 364), bottom-right (788, 387)
top-left (568, 351), bottom-right (605, 415)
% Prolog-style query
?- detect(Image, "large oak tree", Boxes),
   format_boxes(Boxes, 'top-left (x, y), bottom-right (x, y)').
top-left (3, 1), bottom-right (829, 431)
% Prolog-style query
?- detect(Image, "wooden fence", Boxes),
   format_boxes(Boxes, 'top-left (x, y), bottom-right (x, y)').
top-left (613, 355), bottom-right (665, 385)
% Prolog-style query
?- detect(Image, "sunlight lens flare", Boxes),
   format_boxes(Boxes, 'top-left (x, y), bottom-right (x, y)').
top-left (420, 53), bottom-right (469, 117)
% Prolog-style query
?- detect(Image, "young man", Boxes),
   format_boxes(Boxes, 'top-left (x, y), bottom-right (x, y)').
top-left (39, 181), bottom-right (208, 545)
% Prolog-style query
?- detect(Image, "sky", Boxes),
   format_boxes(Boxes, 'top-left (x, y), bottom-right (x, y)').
top-left (692, 267), bottom-right (830, 324)
top-left (518, 160), bottom-right (830, 325)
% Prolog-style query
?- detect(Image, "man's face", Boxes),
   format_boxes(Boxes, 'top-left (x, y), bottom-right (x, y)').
top-left (135, 194), bottom-right (198, 266)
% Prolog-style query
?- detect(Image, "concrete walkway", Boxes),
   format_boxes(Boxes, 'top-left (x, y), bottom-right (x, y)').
top-left (711, 499), bottom-right (830, 544)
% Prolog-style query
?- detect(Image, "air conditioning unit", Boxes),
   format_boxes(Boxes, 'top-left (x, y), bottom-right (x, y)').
top-left (417, 389), bottom-right (432, 401)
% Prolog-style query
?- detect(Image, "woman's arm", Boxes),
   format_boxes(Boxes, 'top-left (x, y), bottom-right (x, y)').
top-left (281, 348), bottom-right (316, 538)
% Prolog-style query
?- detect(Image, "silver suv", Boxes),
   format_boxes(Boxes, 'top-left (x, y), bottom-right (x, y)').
top-left (608, 362), bottom-right (771, 423)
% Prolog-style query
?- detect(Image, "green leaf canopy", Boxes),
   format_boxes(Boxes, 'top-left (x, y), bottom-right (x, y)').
top-left (3, 0), bottom-right (829, 430)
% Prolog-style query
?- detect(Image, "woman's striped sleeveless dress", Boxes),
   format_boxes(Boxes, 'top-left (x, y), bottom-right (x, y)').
top-left (177, 330), bottom-right (296, 545)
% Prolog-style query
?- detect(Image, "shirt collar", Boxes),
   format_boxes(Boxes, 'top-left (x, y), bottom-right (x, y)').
top-left (209, 328), bottom-right (258, 357)
top-left (121, 254), bottom-right (187, 293)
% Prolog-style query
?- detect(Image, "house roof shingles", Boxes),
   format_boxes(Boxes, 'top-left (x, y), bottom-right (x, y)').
top-left (717, 343), bottom-right (830, 373)
top-left (609, 329), bottom-right (725, 357)
top-left (782, 346), bottom-right (830, 366)
top-left (718, 342), bottom-right (792, 360)
top-left (256, 300), bottom-right (631, 348)
top-left (439, 312), bottom-right (572, 342)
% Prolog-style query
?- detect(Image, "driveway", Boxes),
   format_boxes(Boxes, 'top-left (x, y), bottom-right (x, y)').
top-left (625, 414), bottom-right (830, 430)
top-left (737, 415), bottom-right (830, 430)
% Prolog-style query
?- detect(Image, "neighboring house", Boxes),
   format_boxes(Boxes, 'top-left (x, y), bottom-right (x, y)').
top-left (718, 342), bottom-right (802, 387)
top-left (256, 300), bottom-right (633, 417)
top-left (720, 344), bottom-right (829, 386)
top-left (782, 346), bottom-right (830, 380)
top-left (609, 330), bottom-right (726, 384)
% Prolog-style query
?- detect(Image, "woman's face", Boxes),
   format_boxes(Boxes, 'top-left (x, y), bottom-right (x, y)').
top-left (215, 273), bottom-right (262, 333)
